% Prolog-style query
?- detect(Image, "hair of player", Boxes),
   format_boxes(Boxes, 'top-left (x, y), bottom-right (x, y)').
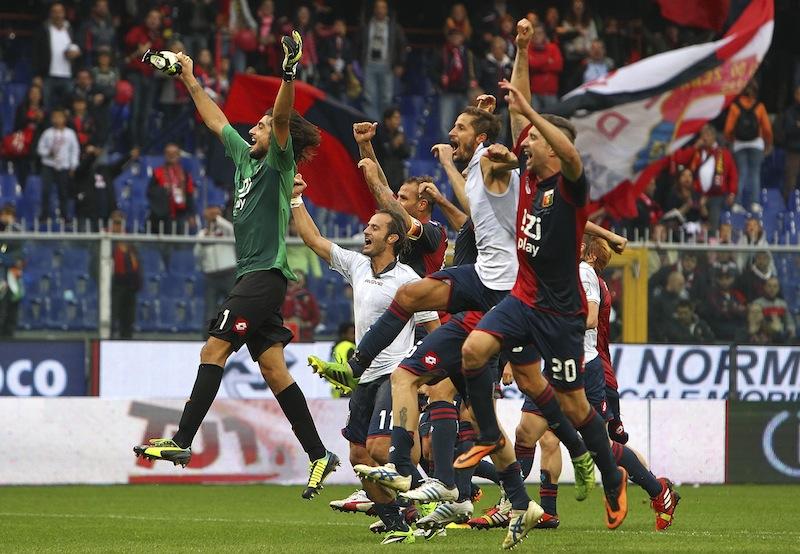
top-left (541, 114), bottom-right (577, 143)
top-left (402, 175), bottom-right (437, 214)
top-left (264, 108), bottom-right (321, 165)
top-left (376, 208), bottom-right (409, 257)
top-left (460, 106), bottom-right (501, 143)
top-left (586, 236), bottom-right (612, 271)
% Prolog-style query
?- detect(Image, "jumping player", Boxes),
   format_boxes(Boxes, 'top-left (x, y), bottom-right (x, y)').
top-left (458, 79), bottom-right (629, 531)
top-left (133, 33), bottom-right (339, 499)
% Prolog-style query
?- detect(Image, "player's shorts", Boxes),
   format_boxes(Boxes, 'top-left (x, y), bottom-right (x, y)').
top-left (208, 269), bottom-right (293, 361)
top-left (429, 264), bottom-right (509, 314)
top-left (476, 295), bottom-right (585, 391)
top-left (584, 356), bottom-right (612, 421)
top-left (521, 394), bottom-right (543, 417)
top-left (341, 375), bottom-right (393, 446)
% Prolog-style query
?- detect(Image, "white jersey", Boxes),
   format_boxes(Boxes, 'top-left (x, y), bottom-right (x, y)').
top-left (464, 144), bottom-right (519, 290)
top-left (330, 244), bottom-right (438, 383)
top-left (579, 261), bottom-right (600, 362)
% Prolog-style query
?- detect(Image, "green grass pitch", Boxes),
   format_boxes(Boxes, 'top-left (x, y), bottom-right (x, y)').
top-left (1, 484), bottom-right (797, 552)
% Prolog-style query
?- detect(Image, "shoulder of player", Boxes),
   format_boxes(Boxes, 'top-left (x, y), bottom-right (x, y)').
top-left (393, 261), bottom-right (421, 281)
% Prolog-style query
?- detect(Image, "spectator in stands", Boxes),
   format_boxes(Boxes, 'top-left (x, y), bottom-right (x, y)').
top-left (752, 277), bottom-right (796, 343)
top-left (650, 250), bottom-right (708, 300)
top-left (109, 210), bottom-right (141, 339)
top-left (282, 269), bottom-right (321, 342)
top-left (649, 270), bottom-right (687, 341)
top-left (157, 39), bottom-right (193, 138)
top-left (290, 5), bottom-right (319, 84)
top-left (147, 143), bottom-right (195, 234)
top-left (0, 205), bottom-right (23, 268)
top-left (724, 80), bottom-right (773, 212)
top-left (671, 124), bottom-right (738, 232)
top-left (317, 18), bottom-right (355, 102)
top-left (496, 14), bottom-right (517, 60)
top-left (359, 0), bottom-right (407, 121)
top-left (736, 250), bottom-right (775, 301)
top-left (177, 0), bottom-right (216, 57)
top-left (660, 166), bottom-right (706, 237)
top-left (434, 28), bottom-right (477, 141)
top-left (374, 106), bottom-right (410, 192)
top-left (779, 84), bottom-right (800, 203)
top-left (542, 6), bottom-right (560, 42)
top-left (74, 146), bottom-right (138, 231)
top-left (558, 0), bottom-right (598, 94)
top-left (77, 0), bottom-right (116, 67)
top-left (194, 206), bottom-right (237, 330)
top-left (10, 83), bottom-right (47, 189)
top-left (254, 0), bottom-right (281, 76)
top-left (37, 108), bottom-right (80, 222)
top-left (601, 17), bottom-right (626, 68)
top-left (741, 302), bottom-right (772, 344)
top-left (0, 258), bottom-right (24, 337)
top-left (124, 9), bottom-right (164, 149)
top-left (227, 0), bottom-right (258, 74)
top-left (444, 3), bottom-right (472, 42)
top-left (582, 38), bottom-right (613, 84)
top-left (69, 96), bottom-right (98, 150)
top-left (663, 299), bottom-right (715, 344)
top-left (624, 178), bottom-right (662, 240)
top-left (736, 212), bottom-right (772, 268)
top-left (32, 2), bottom-right (81, 110)
top-left (478, 0), bottom-right (514, 48)
top-left (701, 266), bottom-right (747, 341)
top-left (91, 47), bottom-right (119, 102)
top-left (286, 217), bottom-right (323, 279)
top-left (528, 24), bottom-right (563, 112)
top-left (479, 36), bottom-right (512, 109)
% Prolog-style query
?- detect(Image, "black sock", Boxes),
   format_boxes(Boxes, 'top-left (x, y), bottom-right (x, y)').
top-left (576, 409), bottom-right (622, 492)
top-left (475, 459), bottom-right (500, 485)
top-left (173, 363), bottom-right (224, 448)
top-left (515, 443), bottom-right (536, 480)
top-left (350, 300), bottom-right (411, 378)
top-left (497, 461), bottom-right (531, 510)
top-left (409, 465), bottom-right (424, 489)
top-left (374, 501), bottom-right (408, 532)
top-left (428, 401), bottom-right (459, 488)
top-left (419, 456), bottom-right (432, 476)
top-left (539, 470), bottom-right (558, 515)
top-left (463, 365), bottom-right (500, 442)
top-left (533, 385), bottom-right (588, 458)
top-left (389, 426), bottom-right (415, 477)
top-left (454, 421), bottom-right (478, 501)
top-left (275, 383), bottom-right (326, 461)
top-left (612, 442), bottom-right (661, 497)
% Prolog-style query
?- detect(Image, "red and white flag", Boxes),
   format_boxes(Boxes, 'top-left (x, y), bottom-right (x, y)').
top-left (554, 0), bottom-right (774, 219)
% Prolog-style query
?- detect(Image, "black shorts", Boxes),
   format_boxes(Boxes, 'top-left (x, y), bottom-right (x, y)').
top-left (476, 295), bottom-right (585, 391)
top-left (341, 375), bottom-right (393, 446)
top-left (585, 356), bottom-right (612, 421)
top-left (521, 395), bottom-right (543, 416)
top-left (208, 269), bottom-right (293, 361)
top-left (429, 264), bottom-right (509, 314)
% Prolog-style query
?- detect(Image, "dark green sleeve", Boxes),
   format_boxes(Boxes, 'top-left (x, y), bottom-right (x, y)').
top-left (266, 130), bottom-right (294, 172)
top-left (221, 124), bottom-right (251, 166)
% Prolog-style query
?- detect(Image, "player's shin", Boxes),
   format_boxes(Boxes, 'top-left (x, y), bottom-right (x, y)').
top-left (172, 363), bottom-right (224, 448)
top-left (463, 366), bottom-right (501, 442)
top-left (530, 384), bottom-right (588, 459)
top-left (428, 401), bottom-right (459, 488)
top-left (276, 382), bottom-right (327, 461)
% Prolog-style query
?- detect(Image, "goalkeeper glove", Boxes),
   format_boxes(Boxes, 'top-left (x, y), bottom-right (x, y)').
top-left (281, 30), bottom-right (303, 82)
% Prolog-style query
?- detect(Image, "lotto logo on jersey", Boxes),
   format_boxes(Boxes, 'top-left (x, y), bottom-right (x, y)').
top-left (423, 352), bottom-right (439, 369)
top-left (233, 317), bottom-right (249, 335)
top-left (518, 208), bottom-right (542, 257)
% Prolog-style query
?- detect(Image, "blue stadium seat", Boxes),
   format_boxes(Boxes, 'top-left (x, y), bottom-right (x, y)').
top-left (138, 247), bottom-right (165, 275)
top-left (167, 248), bottom-right (198, 276)
top-left (134, 298), bottom-right (160, 332)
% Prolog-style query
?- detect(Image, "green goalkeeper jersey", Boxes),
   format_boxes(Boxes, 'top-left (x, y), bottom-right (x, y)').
top-left (221, 124), bottom-right (297, 281)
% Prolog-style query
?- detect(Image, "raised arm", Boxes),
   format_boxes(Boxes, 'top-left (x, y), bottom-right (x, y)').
top-left (273, 30), bottom-right (304, 149)
top-left (357, 157), bottom-right (414, 230)
top-left (419, 181), bottom-right (468, 231)
top-left (353, 122), bottom-right (392, 190)
top-left (176, 52), bottom-right (229, 137)
top-left (500, 79), bottom-right (582, 181)
top-left (510, 18), bottom-right (533, 144)
top-left (584, 221), bottom-right (627, 254)
top-left (431, 143), bottom-right (470, 214)
top-left (290, 174), bottom-right (334, 264)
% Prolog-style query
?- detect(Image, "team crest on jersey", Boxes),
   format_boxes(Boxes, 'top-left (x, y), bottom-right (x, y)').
top-left (233, 317), bottom-right (249, 335)
top-left (423, 352), bottom-right (439, 369)
top-left (542, 189), bottom-right (554, 208)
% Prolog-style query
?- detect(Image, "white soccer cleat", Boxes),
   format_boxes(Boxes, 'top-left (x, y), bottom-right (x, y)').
top-left (502, 500), bottom-right (545, 550)
top-left (329, 489), bottom-right (375, 514)
top-left (400, 478), bottom-right (458, 503)
top-left (415, 500), bottom-right (473, 530)
top-left (353, 463), bottom-right (412, 492)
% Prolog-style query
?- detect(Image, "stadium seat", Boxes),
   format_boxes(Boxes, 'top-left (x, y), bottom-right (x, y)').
top-left (167, 248), bottom-right (198, 276)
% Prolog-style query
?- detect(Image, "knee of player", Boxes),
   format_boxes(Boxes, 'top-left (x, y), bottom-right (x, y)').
top-left (366, 438), bottom-right (390, 465)
top-left (515, 424), bottom-right (535, 447)
top-left (390, 366), bottom-right (419, 390)
top-left (200, 339), bottom-right (230, 366)
top-left (349, 443), bottom-right (373, 467)
top-left (461, 340), bottom-right (487, 369)
top-left (539, 430), bottom-right (560, 453)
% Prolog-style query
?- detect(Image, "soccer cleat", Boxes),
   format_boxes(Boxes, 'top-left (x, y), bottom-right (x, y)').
top-left (416, 500), bottom-right (473, 530)
top-left (353, 463), bottom-right (411, 492)
top-left (417, 501), bottom-right (437, 519)
top-left (572, 451), bottom-right (596, 501)
top-left (453, 436), bottom-right (506, 469)
top-left (329, 489), bottom-right (375, 514)
top-left (400, 478), bottom-right (458, 503)
top-left (133, 438), bottom-right (191, 467)
top-left (369, 519), bottom-right (387, 534)
top-left (651, 478), bottom-right (680, 531)
top-left (468, 493), bottom-right (511, 529)
top-left (470, 484), bottom-right (483, 503)
top-left (302, 450), bottom-right (340, 499)
top-left (534, 513), bottom-right (560, 529)
top-left (415, 526), bottom-right (447, 540)
top-left (604, 466), bottom-right (629, 529)
top-left (502, 501), bottom-right (545, 550)
top-left (308, 356), bottom-right (357, 395)
top-left (380, 529), bottom-right (415, 545)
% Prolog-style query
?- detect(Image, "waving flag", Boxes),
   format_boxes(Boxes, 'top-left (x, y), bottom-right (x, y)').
top-left (553, 0), bottom-right (774, 219)
top-left (221, 75), bottom-right (376, 221)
